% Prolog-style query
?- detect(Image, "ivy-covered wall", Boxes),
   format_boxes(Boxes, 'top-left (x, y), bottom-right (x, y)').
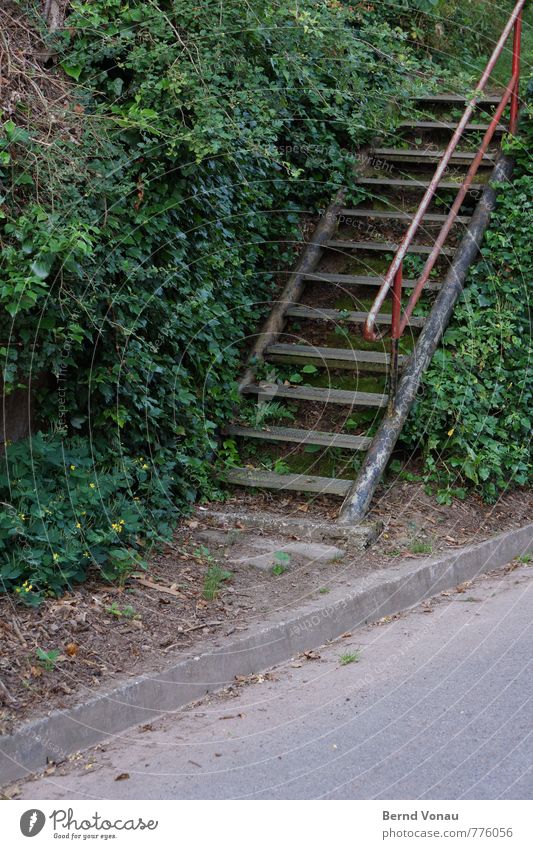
top-left (0, 0), bottom-right (433, 600)
top-left (403, 121), bottom-right (532, 502)
top-left (1, 0), bottom-right (529, 602)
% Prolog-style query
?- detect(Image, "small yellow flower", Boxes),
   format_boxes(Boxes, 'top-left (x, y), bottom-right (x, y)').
top-left (141, 463), bottom-right (149, 470)
top-left (19, 513), bottom-right (26, 522)
top-left (447, 428), bottom-right (455, 437)
top-left (52, 553), bottom-right (59, 561)
top-left (89, 482), bottom-right (95, 489)
top-left (76, 522), bottom-right (82, 529)
top-left (70, 464), bottom-right (76, 470)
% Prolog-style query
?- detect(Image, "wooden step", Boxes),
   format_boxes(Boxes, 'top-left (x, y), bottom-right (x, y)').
top-left (224, 424), bottom-right (371, 451)
top-left (339, 208), bottom-right (471, 224)
top-left (284, 305), bottom-right (426, 328)
top-left (242, 382), bottom-right (388, 407)
top-left (413, 93), bottom-right (503, 104)
top-left (356, 177), bottom-right (484, 190)
top-left (326, 240), bottom-right (455, 256)
top-left (399, 120), bottom-right (506, 132)
top-left (303, 271), bottom-right (442, 291)
top-left (371, 148), bottom-right (496, 165)
top-left (266, 343), bottom-right (404, 372)
top-left (223, 467), bottom-right (353, 496)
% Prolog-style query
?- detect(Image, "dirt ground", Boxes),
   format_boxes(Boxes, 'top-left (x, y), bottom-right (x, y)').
top-left (0, 480), bottom-right (530, 734)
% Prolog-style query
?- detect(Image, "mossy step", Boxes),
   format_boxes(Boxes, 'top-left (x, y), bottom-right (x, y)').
top-left (242, 381), bottom-right (388, 407)
top-left (303, 272), bottom-right (442, 290)
top-left (224, 424), bottom-right (371, 451)
top-left (399, 120), bottom-right (506, 132)
top-left (356, 177), bottom-right (484, 190)
top-left (371, 148), bottom-right (496, 165)
top-left (223, 467), bottom-right (353, 496)
top-left (265, 343), bottom-right (406, 372)
top-left (285, 305), bottom-right (426, 328)
top-left (412, 93), bottom-right (503, 104)
top-left (339, 208), bottom-right (471, 224)
top-left (326, 240), bottom-right (455, 256)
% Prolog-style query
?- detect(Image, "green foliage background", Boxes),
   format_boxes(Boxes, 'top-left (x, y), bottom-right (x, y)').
top-left (403, 115), bottom-right (532, 503)
top-left (0, 0), bottom-right (530, 600)
top-left (0, 0), bottom-right (429, 599)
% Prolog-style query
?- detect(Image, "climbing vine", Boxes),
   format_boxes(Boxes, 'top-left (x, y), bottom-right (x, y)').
top-left (0, 0), bottom-right (431, 599)
top-left (403, 108), bottom-right (532, 502)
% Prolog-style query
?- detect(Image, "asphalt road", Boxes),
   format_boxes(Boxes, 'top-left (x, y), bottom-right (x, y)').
top-left (18, 562), bottom-right (533, 800)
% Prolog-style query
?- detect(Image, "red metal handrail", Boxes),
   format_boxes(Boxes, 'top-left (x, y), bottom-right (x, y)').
top-left (363, 0), bottom-right (525, 403)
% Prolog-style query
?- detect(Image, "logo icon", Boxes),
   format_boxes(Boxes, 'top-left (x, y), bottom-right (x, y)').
top-left (20, 810), bottom-right (46, 837)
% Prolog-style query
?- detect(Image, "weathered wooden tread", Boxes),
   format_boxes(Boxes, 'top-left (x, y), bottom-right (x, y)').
top-left (224, 424), bottom-right (371, 451)
top-left (242, 382), bottom-right (388, 407)
top-left (356, 177), bottom-right (484, 189)
top-left (223, 467), bottom-right (353, 496)
top-left (284, 305), bottom-right (426, 327)
top-left (266, 343), bottom-right (405, 370)
top-left (326, 239), bottom-right (455, 256)
top-left (339, 208), bottom-right (471, 224)
top-left (413, 93), bottom-right (503, 104)
top-left (371, 148), bottom-right (496, 164)
top-left (399, 120), bottom-right (506, 132)
top-left (303, 271), bottom-right (442, 290)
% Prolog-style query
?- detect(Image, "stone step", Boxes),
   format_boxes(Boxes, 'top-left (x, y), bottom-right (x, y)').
top-left (223, 467), bottom-right (353, 496)
top-left (284, 304), bottom-right (426, 328)
top-left (413, 93), bottom-right (503, 104)
top-left (224, 424), bottom-right (371, 451)
top-left (302, 271), bottom-right (443, 291)
top-left (326, 240), bottom-right (455, 256)
top-left (371, 148), bottom-right (496, 165)
top-left (399, 120), bottom-right (506, 132)
top-left (265, 343), bottom-right (405, 372)
top-left (339, 208), bottom-right (471, 224)
top-left (242, 381), bottom-right (388, 407)
top-left (356, 177), bottom-right (484, 190)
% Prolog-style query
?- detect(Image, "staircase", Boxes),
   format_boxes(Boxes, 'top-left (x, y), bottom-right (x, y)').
top-left (218, 0), bottom-right (525, 521)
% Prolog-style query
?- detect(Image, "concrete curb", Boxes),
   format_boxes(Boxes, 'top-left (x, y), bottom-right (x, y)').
top-left (1, 522), bottom-right (532, 785)
top-left (198, 507), bottom-right (383, 546)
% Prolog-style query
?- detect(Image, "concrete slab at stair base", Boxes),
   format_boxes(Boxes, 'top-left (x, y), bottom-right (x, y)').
top-left (231, 541), bottom-right (346, 571)
top-left (197, 507), bottom-right (382, 547)
top-left (1, 522), bottom-right (531, 786)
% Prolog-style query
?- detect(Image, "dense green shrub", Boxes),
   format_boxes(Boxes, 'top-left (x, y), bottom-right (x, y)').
top-left (403, 110), bottom-right (532, 502)
top-left (1, 0), bottom-right (430, 599)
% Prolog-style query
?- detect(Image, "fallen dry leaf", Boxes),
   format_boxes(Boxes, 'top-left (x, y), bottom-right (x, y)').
top-left (303, 650), bottom-right (320, 660)
top-left (115, 773), bottom-right (130, 781)
top-left (134, 577), bottom-right (184, 598)
top-left (1, 784), bottom-right (21, 799)
top-left (65, 642), bottom-right (78, 657)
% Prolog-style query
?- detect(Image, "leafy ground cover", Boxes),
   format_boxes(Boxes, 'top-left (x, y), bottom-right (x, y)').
top-left (0, 0), bottom-right (437, 598)
top-left (0, 0), bottom-right (529, 600)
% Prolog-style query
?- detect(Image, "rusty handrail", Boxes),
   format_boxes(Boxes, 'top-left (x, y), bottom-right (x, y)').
top-left (363, 0), bottom-right (525, 403)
